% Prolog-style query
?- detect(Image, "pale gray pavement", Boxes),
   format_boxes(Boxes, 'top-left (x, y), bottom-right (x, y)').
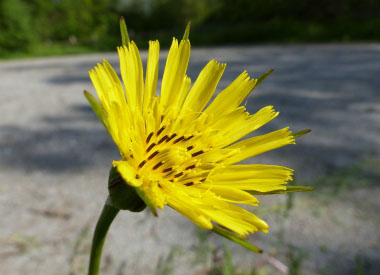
top-left (1, 44), bottom-right (380, 274)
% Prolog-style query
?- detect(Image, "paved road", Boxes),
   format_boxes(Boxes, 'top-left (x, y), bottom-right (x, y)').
top-left (1, 44), bottom-right (379, 274)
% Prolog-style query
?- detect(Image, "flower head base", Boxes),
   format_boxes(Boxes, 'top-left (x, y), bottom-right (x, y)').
top-left (85, 20), bottom-right (311, 252)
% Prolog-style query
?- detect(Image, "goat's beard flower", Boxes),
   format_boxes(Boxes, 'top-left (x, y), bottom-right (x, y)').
top-left (85, 24), bottom-right (299, 248)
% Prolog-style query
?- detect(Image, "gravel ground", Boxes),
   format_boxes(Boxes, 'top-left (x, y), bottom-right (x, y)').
top-left (1, 44), bottom-right (380, 274)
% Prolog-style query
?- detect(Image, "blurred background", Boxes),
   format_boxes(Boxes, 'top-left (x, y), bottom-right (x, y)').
top-left (1, 0), bottom-right (380, 275)
top-left (1, 0), bottom-right (380, 57)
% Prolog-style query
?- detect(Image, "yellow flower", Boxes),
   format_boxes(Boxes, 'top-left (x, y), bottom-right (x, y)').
top-left (85, 22), bottom-right (307, 251)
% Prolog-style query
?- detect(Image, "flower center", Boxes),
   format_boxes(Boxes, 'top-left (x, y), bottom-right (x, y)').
top-left (135, 126), bottom-right (207, 185)
top-left (158, 146), bottom-right (191, 168)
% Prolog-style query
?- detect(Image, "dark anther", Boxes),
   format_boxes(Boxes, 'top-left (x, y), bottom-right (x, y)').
top-left (185, 135), bottom-right (194, 141)
top-left (153, 161), bottom-right (163, 170)
top-left (185, 182), bottom-right (194, 186)
top-left (129, 154), bottom-right (134, 159)
top-left (157, 126), bottom-right (166, 136)
top-left (185, 164), bottom-right (196, 170)
top-left (146, 143), bottom-right (156, 152)
top-left (158, 135), bottom-right (168, 144)
top-left (166, 133), bottom-right (177, 142)
top-left (146, 132), bottom-right (154, 144)
top-left (173, 136), bottom-right (185, 144)
top-left (160, 115), bottom-right (165, 122)
top-left (174, 172), bottom-right (184, 178)
top-left (148, 150), bottom-right (159, 160)
top-left (138, 160), bottom-right (147, 168)
top-left (200, 178), bottom-right (206, 182)
top-left (136, 174), bottom-right (140, 179)
top-left (187, 145), bottom-right (194, 151)
top-left (163, 167), bottom-right (173, 173)
top-left (191, 150), bottom-right (204, 157)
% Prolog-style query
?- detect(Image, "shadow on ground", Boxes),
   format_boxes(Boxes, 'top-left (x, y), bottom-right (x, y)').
top-left (1, 45), bottom-right (380, 177)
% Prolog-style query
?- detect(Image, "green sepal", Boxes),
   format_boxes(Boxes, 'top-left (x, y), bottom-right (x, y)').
top-left (212, 225), bottom-right (263, 253)
top-left (120, 16), bottom-right (130, 47)
top-left (293, 129), bottom-right (312, 139)
top-left (183, 22), bottom-right (191, 40)
top-left (108, 167), bottom-right (146, 212)
top-left (247, 186), bottom-right (314, 195)
top-left (254, 68), bottom-right (274, 88)
top-left (286, 186), bottom-right (314, 192)
top-left (136, 187), bottom-right (158, 217)
top-left (83, 90), bottom-right (109, 130)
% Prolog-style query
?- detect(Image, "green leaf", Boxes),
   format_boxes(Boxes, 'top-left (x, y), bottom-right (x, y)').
top-left (183, 21), bottom-right (191, 40)
top-left (83, 90), bottom-right (108, 130)
top-left (254, 68), bottom-right (274, 88)
top-left (120, 16), bottom-right (130, 47)
top-left (247, 186), bottom-right (314, 195)
top-left (136, 187), bottom-right (158, 217)
top-left (212, 225), bottom-right (263, 253)
top-left (293, 129), bottom-right (312, 139)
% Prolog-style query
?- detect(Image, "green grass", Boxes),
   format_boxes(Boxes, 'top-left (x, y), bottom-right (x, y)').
top-left (0, 43), bottom-right (101, 60)
top-left (155, 246), bottom-right (184, 275)
top-left (306, 157), bottom-right (380, 194)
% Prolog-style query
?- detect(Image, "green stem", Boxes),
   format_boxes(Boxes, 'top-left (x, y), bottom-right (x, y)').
top-left (88, 197), bottom-right (120, 275)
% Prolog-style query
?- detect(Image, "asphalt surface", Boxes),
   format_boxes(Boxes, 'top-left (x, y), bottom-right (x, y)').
top-left (1, 44), bottom-right (379, 274)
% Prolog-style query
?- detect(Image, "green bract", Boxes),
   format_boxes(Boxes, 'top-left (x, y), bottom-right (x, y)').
top-left (108, 167), bottom-right (146, 212)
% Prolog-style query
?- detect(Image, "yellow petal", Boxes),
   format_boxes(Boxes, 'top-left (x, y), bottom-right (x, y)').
top-left (164, 184), bottom-right (213, 229)
top-left (144, 40), bottom-right (160, 110)
top-left (213, 106), bottom-right (279, 147)
top-left (89, 62), bottom-right (125, 111)
top-left (221, 204), bottom-right (269, 233)
top-left (141, 180), bottom-right (166, 209)
top-left (204, 71), bottom-right (256, 117)
top-left (226, 127), bottom-right (295, 164)
top-left (208, 164), bottom-right (293, 193)
top-left (161, 39), bottom-right (191, 108)
top-left (200, 201), bottom-right (265, 236)
top-left (118, 42), bottom-right (144, 110)
top-left (196, 185), bottom-right (259, 205)
top-left (198, 148), bottom-right (239, 163)
top-left (113, 161), bottom-right (142, 187)
top-left (174, 75), bottom-right (191, 113)
top-left (211, 164), bottom-right (293, 181)
top-left (181, 59), bottom-right (225, 115)
top-left (89, 62), bottom-right (132, 155)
